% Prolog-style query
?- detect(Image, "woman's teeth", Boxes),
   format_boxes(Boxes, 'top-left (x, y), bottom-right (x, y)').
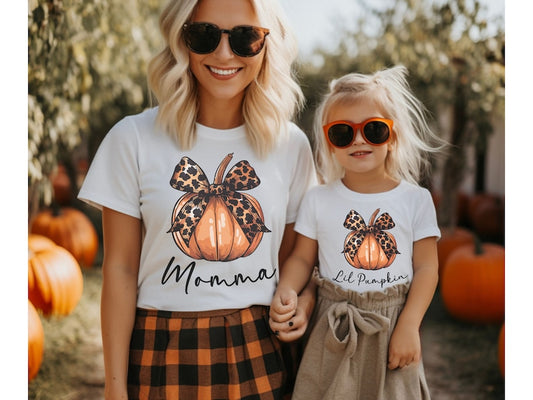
top-left (209, 66), bottom-right (239, 76)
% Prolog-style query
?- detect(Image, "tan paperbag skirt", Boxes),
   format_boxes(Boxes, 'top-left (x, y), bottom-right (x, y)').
top-left (292, 274), bottom-right (431, 400)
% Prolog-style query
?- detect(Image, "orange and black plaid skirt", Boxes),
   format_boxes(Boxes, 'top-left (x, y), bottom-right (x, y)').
top-left (127, 305), bottom-right (300, 400)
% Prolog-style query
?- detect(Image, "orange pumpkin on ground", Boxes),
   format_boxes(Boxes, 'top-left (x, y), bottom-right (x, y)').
top-left (28, 300), bottom-right (44, 382)
top-left (440, 238), bottom-right (504, 324)
top-left (28, 234), bottom-right (84, 316)
top-left (437, 227), bottom-right (475, 277)
top-left (168, 153), bottom-right (269, 261)
top-left (30, 207), bottom-right (98, 268)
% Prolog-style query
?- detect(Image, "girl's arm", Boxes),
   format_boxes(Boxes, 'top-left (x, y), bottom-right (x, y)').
top-left (388, 236), bottom-right (439, 370)
top-left (270, 227), bottom-right (318, 342)
top-left (101, 208), bottom-right (142, 399)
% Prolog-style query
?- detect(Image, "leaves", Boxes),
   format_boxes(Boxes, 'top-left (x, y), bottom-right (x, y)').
top-left (28, 0), bottom-right (163, 217)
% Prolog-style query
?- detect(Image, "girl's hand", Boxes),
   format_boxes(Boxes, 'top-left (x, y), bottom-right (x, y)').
top-left (387, 321), bottom-right (421, 370)
top-left (269, 296), bottom-right (309, 342)
top-left (270, 288), bottom-right (298, 324)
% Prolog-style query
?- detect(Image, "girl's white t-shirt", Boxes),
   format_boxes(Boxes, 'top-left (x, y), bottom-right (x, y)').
top-left (78, 107), bottom-right (317, 311)
top-left (295, 180), bottom-right (440, 293)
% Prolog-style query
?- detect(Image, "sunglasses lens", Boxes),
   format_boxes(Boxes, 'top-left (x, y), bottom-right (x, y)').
top-left (230, 26), bottom-right (267, 56)
top-left (327, 124), bottom-right (354, 148)
top-left (184, 23), bottom-right (220, 54)
top-left (363, 121), bottom-right (390, 144)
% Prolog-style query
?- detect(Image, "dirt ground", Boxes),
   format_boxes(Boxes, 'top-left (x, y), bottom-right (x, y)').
top-left (28, 268), bottom-right (505, 399)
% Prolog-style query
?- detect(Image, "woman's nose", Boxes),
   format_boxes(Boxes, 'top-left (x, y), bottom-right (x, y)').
top-left (212, 32), bottom-right (234, 58)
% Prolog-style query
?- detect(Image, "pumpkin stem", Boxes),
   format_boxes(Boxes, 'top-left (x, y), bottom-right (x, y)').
top-left (473, 234), bottom-right (484, 255)
top-left (369, 208), bottom-right (380, 225)
top-left (214, 153), bottom-right (234, 184)
top-left (51, 202), bottom-right (63, 217)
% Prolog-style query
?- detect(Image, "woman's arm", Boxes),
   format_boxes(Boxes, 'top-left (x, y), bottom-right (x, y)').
top-left (101, 207), bottom-right (142, 399)
top-left (388, 236), bottom-right (439, 369)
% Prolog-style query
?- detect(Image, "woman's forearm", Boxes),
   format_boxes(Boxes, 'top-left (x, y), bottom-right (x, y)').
top-left (101, 263), bottom-right (138, 396)
top-left (101, 208), bottom-right (142, 398)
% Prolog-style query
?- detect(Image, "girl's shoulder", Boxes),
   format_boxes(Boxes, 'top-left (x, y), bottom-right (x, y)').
top-left (303, 181), bottom-right (339, 200)
top-left (397, 180), bottom-right (432, 197)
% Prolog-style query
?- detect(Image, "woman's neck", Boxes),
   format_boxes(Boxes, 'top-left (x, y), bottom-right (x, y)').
top-left (197, 95), bottom-right (244, 129)
top-left (341, 170), bottom-right (399, 194)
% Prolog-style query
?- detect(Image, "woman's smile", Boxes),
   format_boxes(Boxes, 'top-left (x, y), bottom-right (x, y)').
top-left (207, 66), bottom-right (241, 78)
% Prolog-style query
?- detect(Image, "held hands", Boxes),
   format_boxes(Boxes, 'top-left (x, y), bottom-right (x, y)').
top-left (269, 287), bottom-right (308, 342)
top-left (387, 321), bottom-right (421, 370)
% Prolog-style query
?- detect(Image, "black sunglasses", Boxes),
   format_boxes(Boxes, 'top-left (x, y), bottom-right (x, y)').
top-left (183, 22), bottom-right (270, 57)
top-left (323, 118), bottom-right (394, 148)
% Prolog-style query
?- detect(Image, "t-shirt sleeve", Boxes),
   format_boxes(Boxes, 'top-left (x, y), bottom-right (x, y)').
top-left (78, 117), bottom-right (141, 218)
top-left (293, 189), bottom-right (318, 240)
top-left (285, 125), bottom-right (318, 224)
top-left (413, 188), bottom-right (441, 241)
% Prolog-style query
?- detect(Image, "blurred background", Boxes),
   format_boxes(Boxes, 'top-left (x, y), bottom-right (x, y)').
top-left (26, 0), bottom-right (509, 398)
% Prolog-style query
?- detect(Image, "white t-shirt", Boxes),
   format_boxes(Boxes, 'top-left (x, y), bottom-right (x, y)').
top-left (295, 180), bottom-right (440, 293)
top-left (78, 107), bottom-right (317, 311)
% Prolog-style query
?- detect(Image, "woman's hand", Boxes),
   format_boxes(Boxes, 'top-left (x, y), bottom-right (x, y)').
top-left (269, 279), bottom-right (316, 343)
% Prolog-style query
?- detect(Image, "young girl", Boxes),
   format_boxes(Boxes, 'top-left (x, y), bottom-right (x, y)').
top-left (78, 0), bottom-right (317, 399)
top-left (269, 66), bottom-right (445, 400)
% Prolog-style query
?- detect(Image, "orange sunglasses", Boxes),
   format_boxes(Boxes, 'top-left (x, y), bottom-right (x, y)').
top-left (323, 117), bottom-right (394, 148)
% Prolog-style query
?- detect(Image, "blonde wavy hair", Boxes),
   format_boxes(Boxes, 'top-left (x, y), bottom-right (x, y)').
top-left (147, 0), bottom-right (304, 157)
top-left (314, 66), bottom-right (446, 185)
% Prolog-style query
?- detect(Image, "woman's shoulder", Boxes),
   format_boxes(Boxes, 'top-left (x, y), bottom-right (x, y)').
top-left (105, 107), bottom-right (160, 141)
top-left (287, 121), bottom-right (311, 143)
top-left (119, 107), bottom-right (159, 130)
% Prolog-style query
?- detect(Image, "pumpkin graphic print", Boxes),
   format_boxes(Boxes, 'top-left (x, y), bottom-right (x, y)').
top-left (343, 208), bottom-right (400, 269)
top-left (168, 153), bottom-right (270, 261)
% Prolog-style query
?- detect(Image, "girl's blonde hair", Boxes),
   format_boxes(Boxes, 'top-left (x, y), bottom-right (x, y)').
top-left (147, 0), bottom-right (304, 157)
top-left (314, 65), bottom-right (445, 184)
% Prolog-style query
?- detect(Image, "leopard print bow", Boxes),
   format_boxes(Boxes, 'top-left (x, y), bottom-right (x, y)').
top-left (342, 209), bottom-right (399, 260)
top-left (168, 156), bottom-right (270, 245)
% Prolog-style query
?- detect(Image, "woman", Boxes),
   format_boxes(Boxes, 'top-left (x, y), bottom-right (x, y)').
top-left (79, 0), bottom-right (317, 399)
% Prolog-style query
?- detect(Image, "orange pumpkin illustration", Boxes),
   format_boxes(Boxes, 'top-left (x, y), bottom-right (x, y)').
top-left (168, 153), bottom-right (270, 261)
top-left (343, 208), bottom-right (399, 269)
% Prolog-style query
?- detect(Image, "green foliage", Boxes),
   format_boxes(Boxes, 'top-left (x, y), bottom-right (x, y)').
top-left (299, 0), bottom-right (504, 131)
top-left (28, 0), bottom-right (163, 217)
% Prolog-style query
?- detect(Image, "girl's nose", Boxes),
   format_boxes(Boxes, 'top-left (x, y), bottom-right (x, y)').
top-left (352, 128), bottom-right (366, 145)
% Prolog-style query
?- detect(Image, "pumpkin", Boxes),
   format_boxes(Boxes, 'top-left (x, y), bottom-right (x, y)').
top-left (440, 238), bottom-right (505, 324)
top-left (469, 193), bottom-right (504, 241)
top-left (343, 208), bottom-right (399, 269)
top-left (437, 227), bottom-right (474, 277)
top-left (498, 323), bottom-right (505, 378)
top-left (168, 153), bottom-right (270, 261)
top-left (28, 300), bottom-right (44, 382)
top-left (51, 164), bottom-right (72, 205)
top-left (30, 207), bottom-right (98, 268)
top-left (28, 234), bottom-right (84, 316)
